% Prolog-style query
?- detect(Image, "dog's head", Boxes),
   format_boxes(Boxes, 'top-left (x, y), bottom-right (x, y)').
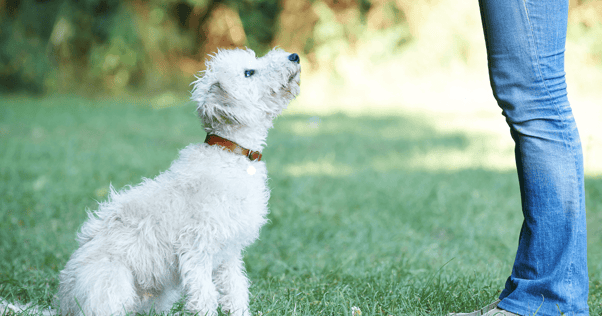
top-left (191, 48), bottom-right (301, 132)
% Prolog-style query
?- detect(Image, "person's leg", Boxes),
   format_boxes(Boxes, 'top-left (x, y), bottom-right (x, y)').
top-left (478, 0), bottom-right (589, 315)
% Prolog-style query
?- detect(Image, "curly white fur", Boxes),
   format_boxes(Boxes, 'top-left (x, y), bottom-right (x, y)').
top-left (54, 48), bottom-right (301, 316)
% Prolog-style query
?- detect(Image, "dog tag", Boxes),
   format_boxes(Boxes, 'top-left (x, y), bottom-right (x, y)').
top-left (247, 165), bottom-right (256, 175)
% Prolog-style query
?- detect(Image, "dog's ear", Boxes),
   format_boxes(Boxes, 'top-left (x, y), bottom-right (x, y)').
top-left (193, 77), bottom-right (238, 126)
top-left (208, 82), bottom-right (231, 105)
top-left (190, 70), bottom-right (212, 109)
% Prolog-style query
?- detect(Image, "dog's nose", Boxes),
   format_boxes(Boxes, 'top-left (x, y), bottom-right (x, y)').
top-left (288, 53), bottom-right (300, 63)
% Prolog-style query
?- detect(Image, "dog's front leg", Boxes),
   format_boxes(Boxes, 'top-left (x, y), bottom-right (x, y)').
top-left (179, 250), bottom-right (219, 316)
top-left (214, 252), bottom-right (250, 316)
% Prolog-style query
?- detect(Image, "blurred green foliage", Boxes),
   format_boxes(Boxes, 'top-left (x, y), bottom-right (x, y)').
top-left (234, 0), bottom-right (279, 52)
top-left (0, 0), bottom-right (407, 95)
top-left (1, 0), bottom-right (601, 95)
top-left (0, 0), bottom-right (62, 94)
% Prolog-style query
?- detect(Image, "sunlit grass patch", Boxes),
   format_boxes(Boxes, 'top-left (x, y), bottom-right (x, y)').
top-left (284, 159), bottom-right (355, 177)
top-left (278, 111), bottom-right (515, 174)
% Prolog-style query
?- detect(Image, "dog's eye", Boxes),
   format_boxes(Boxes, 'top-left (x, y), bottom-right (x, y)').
top-left (244, 70), bottom-right (255, 78)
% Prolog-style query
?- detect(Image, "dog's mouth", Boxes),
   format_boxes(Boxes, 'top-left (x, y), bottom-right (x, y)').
top-left (272, 70), bottom-right (300, 98)
top-left (288, 70), bottom-right (301, 86)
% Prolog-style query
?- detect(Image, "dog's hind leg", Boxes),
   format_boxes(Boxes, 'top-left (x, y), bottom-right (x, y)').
top-left (214, 252), bottom-right (250, 316)
top-left (59, 255), bottom-right (139, 316)
top-left (178, 250), bottom-right (219, 316)
top-left (138, 269), bottom-right (183, 313)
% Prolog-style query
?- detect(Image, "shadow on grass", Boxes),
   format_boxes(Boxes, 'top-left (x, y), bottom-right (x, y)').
top-left (267, 113), bottom-right (471, 167)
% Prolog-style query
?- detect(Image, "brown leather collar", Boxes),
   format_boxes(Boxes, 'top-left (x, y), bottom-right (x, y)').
top-left (204, 134), bottom-right (262, 161)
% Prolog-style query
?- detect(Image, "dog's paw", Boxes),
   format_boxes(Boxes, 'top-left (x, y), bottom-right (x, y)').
top-left (221, 308), bottom-right (251, 316)
top-left (184, 302), bottom-right (218, 316)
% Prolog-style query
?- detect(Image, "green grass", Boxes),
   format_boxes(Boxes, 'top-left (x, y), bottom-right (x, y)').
top-left (0, 95), bottom-right (600, 315)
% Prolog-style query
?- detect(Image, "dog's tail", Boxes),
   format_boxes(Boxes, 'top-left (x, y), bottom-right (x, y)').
top-left (0, 297), bottom-right (56, 316)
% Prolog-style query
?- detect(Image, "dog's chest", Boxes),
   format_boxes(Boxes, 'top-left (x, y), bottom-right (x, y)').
top-left (211, 167), bottom-right (268, 240)
top-left (170, 148), bottom-right (270, 247)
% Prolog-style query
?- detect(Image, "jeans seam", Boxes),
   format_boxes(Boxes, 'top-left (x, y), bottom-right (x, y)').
top-left (522, 0), bottom-right (573, 152)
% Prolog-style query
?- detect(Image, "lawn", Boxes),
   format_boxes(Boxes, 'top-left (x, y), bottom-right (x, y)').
top-left (0, 95), bottom-right (600, 315)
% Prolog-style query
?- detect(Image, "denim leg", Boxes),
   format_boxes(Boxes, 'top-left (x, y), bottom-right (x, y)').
top-left (478, 0), bottom-right (589, 315)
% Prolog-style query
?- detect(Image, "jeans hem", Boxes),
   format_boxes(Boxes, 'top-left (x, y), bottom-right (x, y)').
top-left (497, 297), bottom-right (590, 316)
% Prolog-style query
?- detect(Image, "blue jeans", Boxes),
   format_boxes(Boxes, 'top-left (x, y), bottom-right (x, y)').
top-left (478, 0), bottom-right (589, 315)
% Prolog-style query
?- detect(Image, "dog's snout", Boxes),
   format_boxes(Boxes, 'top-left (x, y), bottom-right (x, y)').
top-left (288, 53), bottom-right (300, 64)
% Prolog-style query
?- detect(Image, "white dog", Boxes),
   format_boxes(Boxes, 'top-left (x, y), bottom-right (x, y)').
top-left (56, 48), bottom-right (301, 316)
